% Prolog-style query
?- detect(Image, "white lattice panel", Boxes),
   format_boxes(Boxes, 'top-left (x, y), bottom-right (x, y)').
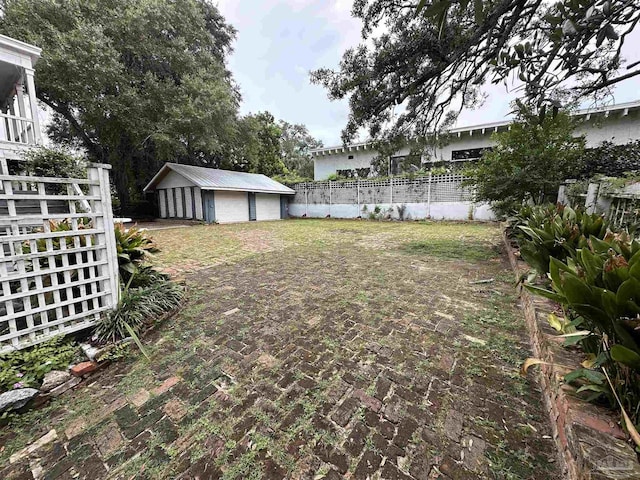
top-left (0, 165), bottom-right (118, 352)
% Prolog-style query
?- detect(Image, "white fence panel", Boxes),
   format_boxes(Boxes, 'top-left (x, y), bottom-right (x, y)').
top-left (0, 164), bottom-right (118, 352)
top-left (289, 175), bottom-right (493, 220)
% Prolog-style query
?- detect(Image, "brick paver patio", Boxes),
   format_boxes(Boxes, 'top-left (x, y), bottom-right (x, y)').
top-left (1, 220), bottom-right (560, 479)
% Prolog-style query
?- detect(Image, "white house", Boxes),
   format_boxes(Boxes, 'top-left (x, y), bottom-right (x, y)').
top-left (144, 163), bottom-right (295, 223)
top-left (0, 34), bottom-right (42, 175)
top-left (311, 100), bottom-right (640, 180)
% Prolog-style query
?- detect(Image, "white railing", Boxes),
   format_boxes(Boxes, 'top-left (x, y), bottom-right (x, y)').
top-left (0, 164), bottom-right (118, 352)
top-left (0, 112), bottom-right (36, 145)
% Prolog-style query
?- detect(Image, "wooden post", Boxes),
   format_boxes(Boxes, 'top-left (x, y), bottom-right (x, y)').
top-left (24, 67), bottom-right (41, 144)
top-left (585, 183), bottom-right (600, 214)
top-left (15, 82), bottom-right (29, 143)
top-left (88, 163), bottom-right (119, 307)
top-left (427, 172), bottom-right (432, 218)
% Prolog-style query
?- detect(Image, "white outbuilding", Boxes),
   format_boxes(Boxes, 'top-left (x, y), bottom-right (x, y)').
top-left (143, 163), bottom-right (295, 223)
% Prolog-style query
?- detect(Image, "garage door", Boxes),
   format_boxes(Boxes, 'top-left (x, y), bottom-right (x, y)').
top-left (255, 194), bottom-right (280, 221)
top-left (214, 191), bottom-right (249, 223)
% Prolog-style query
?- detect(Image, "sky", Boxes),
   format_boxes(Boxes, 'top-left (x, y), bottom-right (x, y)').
top-left (217, 0), bottom-right (640, 147)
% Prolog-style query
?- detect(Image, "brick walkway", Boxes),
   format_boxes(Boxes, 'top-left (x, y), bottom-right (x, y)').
top-left (1, 226), bottom-right (560, 479)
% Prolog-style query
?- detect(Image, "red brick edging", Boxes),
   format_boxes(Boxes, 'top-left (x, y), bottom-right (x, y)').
top-left (502, 231), bottom-right (640, 480)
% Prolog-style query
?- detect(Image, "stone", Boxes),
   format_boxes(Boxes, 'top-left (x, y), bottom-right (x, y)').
top-left (128, 388), bottom-right (150, 407)
top-left (40, 370), bottom-right (71, 393)
top-left (47, 376), bottom-right (81, 397)
top-left (69, 361), bottom-right (98, 376)
top-left (152, 376), bottom-right (181, 395)
top-left (0, 388), bottom-right (38, 413)
top-left (353, 450), bottom-right (383, 478)
top-left (65, 418), bottom-right (88, 439)
top-left (461, 435), bottom-right (486, 473)
top-left (94, 424), bottom-right (123, 457)
top-left (353, 388), bottom-right (383, 412)
top-left (163, 398), bottom-right (188, 421)
top-left (9, 429), bottom-right (57, 464)
top-left (331, 397), bottom-right (359, 427)
top-left (443, 410), bottom-right (464, 442)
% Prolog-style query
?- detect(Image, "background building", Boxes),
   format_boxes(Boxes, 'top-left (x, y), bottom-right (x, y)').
top-left (144, 163), bottom-right (294, 223)
top-left (0, 34), bottom-right (42, 175)
top-left (310, 101), bottom-right (640, 180)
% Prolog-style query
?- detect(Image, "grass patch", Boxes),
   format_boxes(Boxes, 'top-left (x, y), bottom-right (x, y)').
top-left (401, 239), bottom-right (497, 261)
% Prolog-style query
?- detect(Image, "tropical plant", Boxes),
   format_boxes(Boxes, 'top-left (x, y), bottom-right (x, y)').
top-left (526, 232), bottom-right (640, 423)
top-left (515, 204), bottom-right (610, 274)
top-left (94, 279), bottom-right (184, 345)
top-left (114, 224), bottom-right (159, 284)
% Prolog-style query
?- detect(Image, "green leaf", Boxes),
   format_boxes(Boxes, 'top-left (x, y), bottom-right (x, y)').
top-left (610, 345), bottom-right (640, 369)
top-left (617, 278), bottom-right (640, 306)
top-left (579, 248), bottom-right (602, 282)
top-left (524, 284), bottom-right (565, 303)
top-left (124, 322), bottom-right (150, 361)
top-left (564, 368), bottom-right (605, 385)
top-left (562, 275), bottom-right (593, 305)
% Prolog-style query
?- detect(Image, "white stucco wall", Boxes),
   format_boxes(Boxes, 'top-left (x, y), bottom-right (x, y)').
top-left (288, 201), bottom-right (495, 221)
top-left (155, 170), bottom-right (195, 189)
top-left (167, 189), bottom-right (176, 217)
top-left (214, 191), bottom-right (249, 223)
top-left (158, 190), bottom-right (167, 218)
top-left (256, 193), bottom-right (281, 221)
top-left (576, 114), bottom-right (640, 147)
top-left (184, 187), bottom-right (193, 218)
top-left (194, 187), bottom-right (203, 220)
top-left (175, 188), bottom-right (184, 217)
top-left (314, 150), bottom-right (377, 180)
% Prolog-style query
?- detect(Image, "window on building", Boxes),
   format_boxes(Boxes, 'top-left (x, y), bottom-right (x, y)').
top-left (451, 147), bottom-right (492, 161)
top-left (389, 155), bottom-right (421, 174)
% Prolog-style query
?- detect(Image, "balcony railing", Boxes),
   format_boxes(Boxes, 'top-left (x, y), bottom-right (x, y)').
top-left (0, 112), bottom-right (36, 146)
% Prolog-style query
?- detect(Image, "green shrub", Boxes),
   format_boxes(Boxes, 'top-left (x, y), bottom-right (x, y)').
top-left (114, 224), bottom-right (159, 284)
top-left (95, 281), bottom-right (184, 344)
top-left (464, 107), bottom-right (585, 218)
top-left (0, 336), bottom-right (78, 393)
top-left (513, 204), bottom-right (609, 274)
top-left (526, 232), bottom-right (640, 422)
top-left (21, 147), bottom-right (85, 179)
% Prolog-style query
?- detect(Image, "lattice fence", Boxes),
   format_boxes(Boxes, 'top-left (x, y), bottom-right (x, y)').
top-left (0, 164), bottom-right (118, 352)
top-left (291, 174), bottom-right (473, 206)
top-left (608, 196), bottom-right (640, 229)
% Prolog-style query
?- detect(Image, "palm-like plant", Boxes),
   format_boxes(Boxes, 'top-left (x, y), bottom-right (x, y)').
top-left (114, 223), bottom-right (159, 283)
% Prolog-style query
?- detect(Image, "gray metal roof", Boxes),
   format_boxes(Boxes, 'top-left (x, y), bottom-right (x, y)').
top-left (143, 163), bottom-right (295, 194)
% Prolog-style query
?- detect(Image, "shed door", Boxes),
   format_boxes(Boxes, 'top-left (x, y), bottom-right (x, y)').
top-left (280, 195), bottom-right (288, 219)
top-left (203, 191), bottom-right (216, 223)
top-left (248, 193), bottom-right (257, 221)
